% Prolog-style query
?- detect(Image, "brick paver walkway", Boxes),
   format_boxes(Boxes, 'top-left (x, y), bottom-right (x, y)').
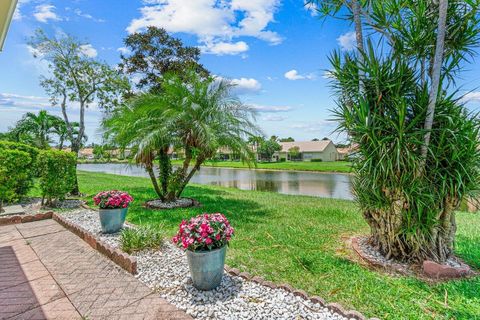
top-left (0, 219), bottom-right (191, 320)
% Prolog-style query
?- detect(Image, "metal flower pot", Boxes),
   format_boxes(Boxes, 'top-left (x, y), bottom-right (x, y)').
top-left (186, 245), bottom-right (227, 291)
top-left (98, 207), bottom-right (128, 234)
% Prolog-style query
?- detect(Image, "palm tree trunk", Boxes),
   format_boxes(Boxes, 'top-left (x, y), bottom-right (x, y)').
top-left (351, 0), bottom-right (365, 91)
top-left (420, 0), bottom-right (448, 162)
top-left (146, 163), bottom-right (164, 201)
top-left (176, 156), bottom-right (205, 198)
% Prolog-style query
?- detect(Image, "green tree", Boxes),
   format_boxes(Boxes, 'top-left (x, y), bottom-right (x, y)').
top-left (29, 30), bottom-right (130, 194)
top-left (13, 110), bottom-right (60, 149)
top-left (288, 146), bottom-right (301, 161)
top-left (119, 26), bottom-right (209, 93)
top-left (258, 139), bottom-right (282, 162)
top-left (103, 70), bottom-right (260, 202)
top-left (325, 1), bottom-right (480, 262)
top-left (280, 137), bottom-right (295, 142)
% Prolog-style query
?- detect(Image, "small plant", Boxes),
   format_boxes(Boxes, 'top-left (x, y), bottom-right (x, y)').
top-left (37, 150), bottom-right (76, 206)
top-left (120, 226), bottom-right (164, 253)
top-left (172, 213), bottom-right (234, 251)
top-left (93, 190), bottom-right (133, 209)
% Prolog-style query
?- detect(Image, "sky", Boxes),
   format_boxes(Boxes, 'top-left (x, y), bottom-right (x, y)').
top-left (1, 0), bottom-right (480, 145)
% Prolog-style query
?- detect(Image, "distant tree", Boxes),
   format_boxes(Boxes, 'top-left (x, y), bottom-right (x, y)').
top-left (258, 139), bottom-right (282, 162)
top-left (248, 136), bottom-right (264, 149)
top-left (29, 30), bottom-right (130, 194)
top-left (280, 137), bottom-right (295, 142)
top-left (119, 26), bottom-right (209, 93)
top-left (270, 135), bottom-right (279, 142)
top-left (312, 138), bottom-right (320, 141)
top-left (322, 137), bottom-right (330, 141)
top-left (51, 120), bottom-right (83, 150)
top-left (288, 146), bottom-right (301, 161)
top-left (14, 110), bottom-right (59, 149)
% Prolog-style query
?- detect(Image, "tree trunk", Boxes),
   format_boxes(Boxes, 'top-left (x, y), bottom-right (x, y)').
top-left (351, 0), bottom-right (365, 91)
top-left (146, 163), bottom-right (164, 201)
top-left (70, 144), bottom-right (81, 196)
top-left (158, 148), bottom-right (171, 195)
top-left (176, 156), bottom-right (205, 198)
top-left (421, 0), bottom-right (448, 162)
top-left (364, 198), bottom-right (457, 263)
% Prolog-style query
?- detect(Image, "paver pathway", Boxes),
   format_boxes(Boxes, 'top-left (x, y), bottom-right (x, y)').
top-left (0, 219), bottom-right (192, 320)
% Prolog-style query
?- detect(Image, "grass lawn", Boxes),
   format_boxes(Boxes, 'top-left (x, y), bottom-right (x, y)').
top-left (73, 171), bottom-right (479, 319)
top-left (78, 159), bottom-right (352, 173)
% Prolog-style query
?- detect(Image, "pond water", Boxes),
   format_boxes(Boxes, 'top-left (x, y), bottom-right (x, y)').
top-left (78, 163), bottom-right (353, 200)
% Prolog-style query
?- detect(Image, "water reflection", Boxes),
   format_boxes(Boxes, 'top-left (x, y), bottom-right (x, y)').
top-left (78, 163), bottom-right (353, 200)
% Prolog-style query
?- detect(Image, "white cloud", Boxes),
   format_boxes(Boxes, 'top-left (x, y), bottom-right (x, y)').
top-left (79, 44), bottom-right (98, 58)
top-left (249, 104), bottom-right (293, 113)
top-left (201, 41), bottom-right (249, 55)
top-left (262, 114), bottom-right (286, 121)
top-left (0, 93), bottom-right (51, 108)
top-left (322, 70), bottom-right (335, 79)
top-left (303, 0), bottom-right (318, 16)
top-left (13, 0), bottom-right (32, 21)
top-left (460, 92), bottom-right (480, 104)
top-left (117, 47), bottom-right (131, 55)
top-left (337, 31), bottom-right (356, 51)
top-left (284, 69), bottom-right (316, 81)
top-left (34, 4), bottom-right (61, 23)
top-left (127, 0), bottom-right (282, 55)
top-left (72, 8), bottom-right (105, 22)
top-left (230, 77), bottom-right (262, 94)
top-left (291, 120), bottom-right (336, 133)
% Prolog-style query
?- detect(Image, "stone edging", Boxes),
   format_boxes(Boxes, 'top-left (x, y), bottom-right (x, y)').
top-left (51, 213), bottom-right (137, 274)
top-left (0, 211), bottom-right (53, 226)
top-left (222, 265), bottom-right (377, 320)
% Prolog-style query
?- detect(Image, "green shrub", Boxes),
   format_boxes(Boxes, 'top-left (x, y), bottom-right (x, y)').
top-left (120, 225), bottom-right (165, 254)
top-left (310, 159), bottom-right (323, 162)
top-left (279, 158), bottom-right (286, 162)
top-left (0, 149), bottom-right (32, 211)
top-left (37, 150), bottom-right (76, 206)
top-left (0, 141), bottom-right (38, 194)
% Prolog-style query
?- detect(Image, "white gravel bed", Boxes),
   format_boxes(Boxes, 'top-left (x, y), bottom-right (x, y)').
top-left (62, 209), bottom-right (348, 320)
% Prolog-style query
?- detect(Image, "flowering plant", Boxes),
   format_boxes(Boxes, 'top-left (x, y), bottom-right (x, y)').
top-left (93, 190), bottom-right (133, 209)
top-left (172, 213), bottom-right (234, 251)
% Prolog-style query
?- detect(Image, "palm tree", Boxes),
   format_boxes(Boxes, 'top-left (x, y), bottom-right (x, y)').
top-left (15, 110), bottom-right (58, 149)
top-left (104, 70), bottom-right (261, 202)
top-left (52, 119), bottom-right (83, 150)
top-left (421, 0), bottom-right (448, 162)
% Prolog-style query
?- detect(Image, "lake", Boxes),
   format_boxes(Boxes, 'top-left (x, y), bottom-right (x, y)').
top-left (78, 163), bottom-right (353, 200)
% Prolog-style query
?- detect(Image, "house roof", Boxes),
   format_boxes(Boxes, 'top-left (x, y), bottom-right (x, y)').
top-left (0, 0), bottom-right (17, 51)
top-left (279, 140), bottom-right (332, 153)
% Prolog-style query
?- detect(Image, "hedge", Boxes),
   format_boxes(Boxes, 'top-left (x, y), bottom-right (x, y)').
top-left (0, 149), bottom-right (32, 211)
top-left (0, 140), bottom-right (39, 164)
top-left (37, 150), bottom-right (76, 206)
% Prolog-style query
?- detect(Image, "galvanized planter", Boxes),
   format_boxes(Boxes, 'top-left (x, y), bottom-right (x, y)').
top-left (98, 207), bottom-right (128, 234)
top-left (186, 245), bottom-right (227, 291)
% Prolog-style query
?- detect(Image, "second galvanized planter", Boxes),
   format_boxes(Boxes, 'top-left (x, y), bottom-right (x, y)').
top-left (186, 245), bottom-right (227, 291)
top-left (98, 207), bottom-right (128, 233)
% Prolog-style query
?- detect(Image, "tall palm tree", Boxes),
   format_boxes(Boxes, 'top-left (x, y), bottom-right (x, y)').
top-left (15, 110), bottom-right (58, 149)
top-left (104, 70), bottom-right (261, 202)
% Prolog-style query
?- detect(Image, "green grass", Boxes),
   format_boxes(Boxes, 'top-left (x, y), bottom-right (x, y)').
top-left (120, 225), bottom-right (165, 254)
top-left (173, 160), bottom-right (352, 173)
top-left (78, 158), bottom-right (352, 173)
top-left (72, 171), bottom-right (479, 319)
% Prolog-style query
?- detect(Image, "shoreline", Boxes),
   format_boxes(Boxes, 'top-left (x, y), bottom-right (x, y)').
top-left (77, 161), bottom-right (353, 175)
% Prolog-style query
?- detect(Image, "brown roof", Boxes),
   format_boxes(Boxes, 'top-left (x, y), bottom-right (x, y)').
top-left (279, 140), bottom-right (332, 153)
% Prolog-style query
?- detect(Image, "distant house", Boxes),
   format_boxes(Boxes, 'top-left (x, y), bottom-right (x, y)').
top-left (275, 140), bottom-right (338, 162)
top-left (336, 144), bottom-right (358, 160)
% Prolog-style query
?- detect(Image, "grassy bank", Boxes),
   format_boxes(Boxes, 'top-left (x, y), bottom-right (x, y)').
top-left (72, 171), bottom-right (479, 319)
top-left (78, 159), bottom-right (352, 173)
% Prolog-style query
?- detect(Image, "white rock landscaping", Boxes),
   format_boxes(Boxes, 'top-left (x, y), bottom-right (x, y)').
top-left (62, 209), bottom-right (349, 320)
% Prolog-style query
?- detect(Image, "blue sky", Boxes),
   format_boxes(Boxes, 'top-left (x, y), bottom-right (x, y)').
top-left (1, 0), bottom-right (480, 145)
